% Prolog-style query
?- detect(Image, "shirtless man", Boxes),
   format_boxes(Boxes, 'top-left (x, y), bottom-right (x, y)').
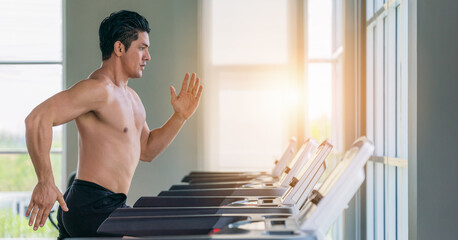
top-left (24, 10), bottom-right (202, 238)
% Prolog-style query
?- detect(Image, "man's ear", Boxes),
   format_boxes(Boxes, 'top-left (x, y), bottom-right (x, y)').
top-left (113, 41), bottom-right (125, 57)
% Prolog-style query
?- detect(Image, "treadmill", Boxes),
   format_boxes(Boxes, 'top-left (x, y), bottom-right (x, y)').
top-left (97, 137), bottom-right (374, 239)
top-left (132, 140), bottom-right (331, 208)
top-left (182, 137), bottom-right (298, 183)
top-left (169, 139), bottom-right (319, 190)
top-left (97, 140), bottom-right (332, 218)
top-left (156, 140), bottom-right (325, 197)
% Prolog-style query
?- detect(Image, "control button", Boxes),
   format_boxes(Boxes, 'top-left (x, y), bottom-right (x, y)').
top-left (289, 177), bottom-right (299, 187)
top-left (310, 190), bottom-right (324, 205)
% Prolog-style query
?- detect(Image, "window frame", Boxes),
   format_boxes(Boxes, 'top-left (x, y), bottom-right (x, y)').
top-left (0, 0), bottom-right (65, 190)
top-left (364, 0), bottom-right (409, 239)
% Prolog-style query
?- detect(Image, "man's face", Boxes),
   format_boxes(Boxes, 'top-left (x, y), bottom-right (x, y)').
top-left (121, 31), bottom-right (151, 79)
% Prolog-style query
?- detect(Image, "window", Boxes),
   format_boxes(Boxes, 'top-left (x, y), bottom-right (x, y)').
top-left (201, 0), bottom-right (344, 238)
top-left (306, 0), bottom-right (342, 150)
top-left (200, 0), bottom-right (296, 171)
top-left (307, 0), bottom-right (344, 239)
top-left (0, 0), bottom-right (63, 237)
top-left (365, 0), bottom-right (408, 239)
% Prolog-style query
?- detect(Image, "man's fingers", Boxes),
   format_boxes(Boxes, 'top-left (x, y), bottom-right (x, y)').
top-left (170, 86), bottom-right (177, 100)
top-left (181, 72), bottom-right (190, 93)
top-left (196, 85), bottom-right (203, 101)
top-left (34, 208), bottom-right (45, 230)
top-left (57, 194), bottom-right (68, 212)
top-left (29, 206), bottom-right (39, 227)
top-left (192, 77), bottom-right (200, 96)
top-left (188, 73), bottom-right (196, 93)
top-left (39, 207), bottom-right (51, 228)
top-left (26, 201), bottom-right (34, 217)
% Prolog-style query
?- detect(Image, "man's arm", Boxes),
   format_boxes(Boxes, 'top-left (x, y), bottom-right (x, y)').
top-left (140, 72), bottom-right (203, 161)
top-left (25, 79), bottom-right (109, 230)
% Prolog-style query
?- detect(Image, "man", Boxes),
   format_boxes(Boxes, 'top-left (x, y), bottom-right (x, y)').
top-left (24, 10), bottom-right (202, 238)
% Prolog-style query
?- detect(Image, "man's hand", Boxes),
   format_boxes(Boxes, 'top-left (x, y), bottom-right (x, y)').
top-left (26, 181), bottom-right (68, 230)
top-left (170, 72), bottom-right (203, 120)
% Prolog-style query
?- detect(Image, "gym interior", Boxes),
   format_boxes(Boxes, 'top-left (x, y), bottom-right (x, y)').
top-left (0, 0), bottom-right (456, 239)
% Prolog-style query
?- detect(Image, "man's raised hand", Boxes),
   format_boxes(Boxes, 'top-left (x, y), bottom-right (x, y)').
top-left (170, 72), bottom-right (203, 121)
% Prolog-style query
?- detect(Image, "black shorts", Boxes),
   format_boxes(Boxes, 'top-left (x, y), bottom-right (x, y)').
top-left (57, 179), bottom-right (129, 239)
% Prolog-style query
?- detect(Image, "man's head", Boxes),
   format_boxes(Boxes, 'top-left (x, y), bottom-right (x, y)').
top-left (99, 10), bottom-right (150, 61)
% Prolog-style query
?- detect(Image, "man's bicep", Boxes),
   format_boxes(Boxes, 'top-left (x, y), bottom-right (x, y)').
top-left (139, 122), bottom-right (153, 161)
top-left (140, 121), bottom-right (151, 146)
top-left (30, 80), bottom-right (108, 126)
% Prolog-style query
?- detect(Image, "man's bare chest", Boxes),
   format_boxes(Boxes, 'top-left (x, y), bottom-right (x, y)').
top-left (98, 94), bottom-right (146, 133)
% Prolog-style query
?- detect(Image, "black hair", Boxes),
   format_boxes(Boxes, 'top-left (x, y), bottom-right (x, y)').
top-left (99, 10), bottom-right (150, 60)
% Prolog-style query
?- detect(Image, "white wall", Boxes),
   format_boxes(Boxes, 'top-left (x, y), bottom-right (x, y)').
top-left (64, 0), bottom-right (200, 205)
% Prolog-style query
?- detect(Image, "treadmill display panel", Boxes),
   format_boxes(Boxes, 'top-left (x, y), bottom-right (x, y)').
top-left (281, 140), bottom-right (332, 205)
top-left (298, 137), bottom-right (373, 233)
top-left (279, 139), bottom-right (318, 188)
top-left (297, 147), bottom-right (358, 222)
top-left (286, 143), bottom-right (307, 173)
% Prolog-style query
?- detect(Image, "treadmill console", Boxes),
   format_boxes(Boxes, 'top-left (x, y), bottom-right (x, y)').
top-left (299, 137), bottom-right (374, 240)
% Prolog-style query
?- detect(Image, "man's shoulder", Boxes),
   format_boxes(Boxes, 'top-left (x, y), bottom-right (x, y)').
top-left (70, 78), bottom-right (115, 103)
top-left (76, 78), bottom-right (113, 91)
top-left (127, 86), bottom-right (141, 99)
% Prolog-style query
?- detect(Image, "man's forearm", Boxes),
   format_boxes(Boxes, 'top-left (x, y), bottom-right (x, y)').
top-left (25, 114), bottom-right (55, 183)
top-left (141, 113), bottom-right (186, 161)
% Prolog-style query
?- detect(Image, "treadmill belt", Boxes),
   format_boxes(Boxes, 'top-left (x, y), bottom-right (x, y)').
top-left (133, 197), bottom-right (248, 207)
top-left (98, 216), bottom-right (248, 236)
top-left (158, 188), bottom-right (286, 197)
top-left (109, 207), bottom-right (293, 217)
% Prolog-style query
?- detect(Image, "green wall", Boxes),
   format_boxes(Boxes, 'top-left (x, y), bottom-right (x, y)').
top-left (410, 0), bottom-right (458, 239)
top-left (64, 0), bottom-right (200, 205)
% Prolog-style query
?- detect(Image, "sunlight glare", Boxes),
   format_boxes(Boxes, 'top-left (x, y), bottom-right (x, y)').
top-left (308, 63), bottom-right (332, 120)
top-left (307, 0), bottom-right (333, 122)
top-left (308, 0), bottom-right (332, 58)
top-left (211, 0), bottom-right (288, 65)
